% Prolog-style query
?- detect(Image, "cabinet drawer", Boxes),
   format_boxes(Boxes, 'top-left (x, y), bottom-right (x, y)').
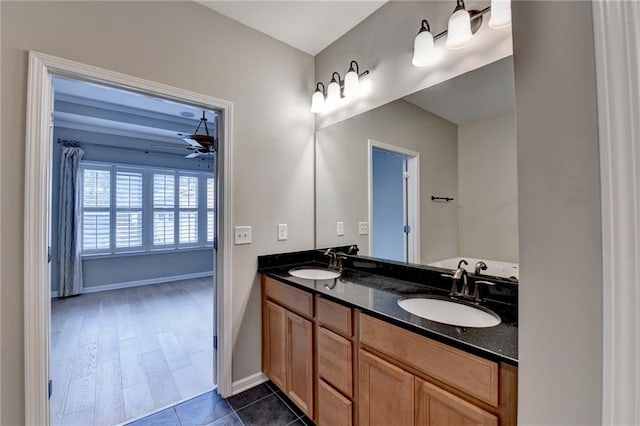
top-left (317, 296), bottom-right (352, 337)
top-left (318, 380), bottom-right (353, 426)
top-left (359, 314), bottom-right (499, 407)
top-left (318, 326), bottom-right (353, 398)
top-left (416, 377), bottom-right (498, 426)
top-left (264, 276), bottom-right (313, 318)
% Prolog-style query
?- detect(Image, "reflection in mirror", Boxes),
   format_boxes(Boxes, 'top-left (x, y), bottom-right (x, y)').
top-left (315, 56), bottom-right (518, 280)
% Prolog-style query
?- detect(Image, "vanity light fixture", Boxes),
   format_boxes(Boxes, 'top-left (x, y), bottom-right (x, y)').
top-left (326, 72), bottom-right (342, 107)
top-left (311, 82), bottom-right (326, 113)
top-left (310, 61), bottom-right (370, 113)
top-left (343, 61), bottom-right (362, 97)
top-left (412, 0), bottom-right (511, 67)
top-left (412, 20), bottom-right (435, 67)
top-left (446, 0), bottom-right (473, 49)
top-left (489, 0), bottom-right (512, 29)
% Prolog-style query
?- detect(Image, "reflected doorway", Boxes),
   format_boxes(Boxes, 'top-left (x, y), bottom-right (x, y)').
top-left (368, 140), bottom-right (420, 263)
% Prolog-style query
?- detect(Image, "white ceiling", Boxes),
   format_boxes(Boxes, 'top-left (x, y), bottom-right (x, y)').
top-left (196, 1), bottom-right (387, 55)
top-left (403, 57), bottom-right (515, 125)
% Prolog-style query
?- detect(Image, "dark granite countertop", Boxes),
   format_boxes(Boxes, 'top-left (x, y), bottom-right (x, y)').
top-left (259, 260), bottom-right (518, 366)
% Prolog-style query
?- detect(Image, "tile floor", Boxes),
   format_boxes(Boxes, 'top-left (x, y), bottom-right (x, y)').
top-left (128, 381), bottom-right (314, 426)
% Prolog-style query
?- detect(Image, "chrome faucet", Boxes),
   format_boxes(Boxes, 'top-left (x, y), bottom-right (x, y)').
top-left (336, 254), bottom-right (348, 272)
top-left (324, 249), bottom-right (337, 269)
top-left (451, 259), bottom-right (469, 296)
top-left (474, 261), bottom-right (488, 275)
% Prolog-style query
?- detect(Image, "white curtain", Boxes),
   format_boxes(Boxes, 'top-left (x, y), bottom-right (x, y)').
top-left (58, 147), bottom-right (85, 297)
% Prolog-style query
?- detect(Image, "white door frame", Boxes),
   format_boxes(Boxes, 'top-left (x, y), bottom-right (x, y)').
top-left (367, 139), bottom-right (420, 263)
top-left (593, 2), bottom-right (640, 424)
top-left (24, 51), bottom-right (234, 425)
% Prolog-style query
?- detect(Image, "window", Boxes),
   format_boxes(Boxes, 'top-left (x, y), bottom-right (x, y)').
top-left (80, 162), bottom-right (214, 256)
top-left (207, 178), bottom-right (215, 243)
top-left (81, 167), bottom-right (111, 252)
top-left (115, 170), bottom-right (143, 249)
top-left (153, 173), bottom-right (175, 246)
top-left (178, 175), bottom-right (198, 245)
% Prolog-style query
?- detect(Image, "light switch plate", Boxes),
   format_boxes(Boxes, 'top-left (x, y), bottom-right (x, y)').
top-left (234, 226), bottom-right (252, 244)
top-left (277, 224), bottom-right (288, 241)
top-left (358, 221), bottom-right (369, 235)
top-left (337, 221), bottom-right (344, 236)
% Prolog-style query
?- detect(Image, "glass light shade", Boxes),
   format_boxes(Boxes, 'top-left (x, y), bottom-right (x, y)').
top-left (326, 80), bottom-right (341, 106)
top-left (445, 8), bottom-right (472, 49)
top-left (489, 0), bottom-right (511, 29)
top-left (311, 90), bottom-right (325, 113)
top-left (412, 30), bottom-right (434, 67)
top-left (343, 70), bottom-right (360, 97)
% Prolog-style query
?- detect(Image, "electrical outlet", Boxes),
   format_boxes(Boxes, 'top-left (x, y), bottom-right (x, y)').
top-left (358, 221), bottom-right (369, 235)
top-left (337, 221), bottom-right (344, 236)
top-left (234, 226), bottom-right (252, 244)
top-left (277, 224), bottom-right (288, 241)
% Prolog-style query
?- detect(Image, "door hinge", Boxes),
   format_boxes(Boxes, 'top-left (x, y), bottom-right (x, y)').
top-left (48, 379), bottom-right (52, 399)
top-left (213, 237), bottom-right (218, 251)
top-left (49, 112), bottom-right (54, 128)
top-left (403, 171), bottom-right (410, 179)
top-left (403, 225), bottom-right (411, 234)
top-left (47, 246), bottom-right (52, 263)
top-left (213, 336), bottom-right (218, 350)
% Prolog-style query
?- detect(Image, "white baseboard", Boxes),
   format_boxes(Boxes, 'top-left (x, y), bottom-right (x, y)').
top-left (231, 372), bottom-right (268, 395)
top-left (51, 271), bottom-right (213, 298)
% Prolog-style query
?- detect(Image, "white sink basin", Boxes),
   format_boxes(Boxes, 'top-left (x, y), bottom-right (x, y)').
top-left (289, 267), bottom-right (340, 280)
top-left (397, 297), bottom-right (501, 328)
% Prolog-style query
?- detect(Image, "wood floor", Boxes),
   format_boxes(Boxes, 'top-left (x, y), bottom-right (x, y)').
top-left (51, 277), bottom-right (215, 426)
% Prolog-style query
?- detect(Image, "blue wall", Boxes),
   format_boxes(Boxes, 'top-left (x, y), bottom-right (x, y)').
top-left (371, 149), bottom-right (406, 262)
top-left (51, 127), bottom-right (214, 293)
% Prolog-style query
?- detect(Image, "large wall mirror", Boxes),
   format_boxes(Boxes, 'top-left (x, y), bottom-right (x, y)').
top-left (316, 56), bottom-right (518, 280)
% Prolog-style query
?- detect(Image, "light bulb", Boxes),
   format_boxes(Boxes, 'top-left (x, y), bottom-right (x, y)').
top-left (326, 78), bottom-right (341, 106)
top-left (343, 69), bottom-right (359, 97)
top-left (412, 20), bottom-right (434, 67)
top-left (311, 90), bottom-right (325, 113)
top-left (446, 2), bottom-right (472, 49)
top-left (489, 0), bottom-right (511, 29)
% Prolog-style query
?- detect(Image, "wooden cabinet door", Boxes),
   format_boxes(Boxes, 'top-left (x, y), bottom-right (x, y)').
top-left (359, 350), bottom-right (414, 426)
top-left (318, 379), bottom-right (353, 426)
top-left (286, 310), bottom-right (314, 417)
top-left (263, 300), bottom-right (286, 390)
top-left (415, 378), bottom-right (498, 426)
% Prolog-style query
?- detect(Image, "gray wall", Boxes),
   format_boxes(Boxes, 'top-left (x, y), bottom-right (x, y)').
top-left (1, 2), bottom-right (314, 424)
top-left (315, 99), bottom-right (459, 264)
top-left (316, 1), bottom-right (603, 423)
top-left (51, 128), bottom-right (214, 293)
top-left (458, 111), bottom-right (518, 263)
top-left (512, 2), bottom-right (602, 424)
top-left (82, 251), bottom-right (212, 287)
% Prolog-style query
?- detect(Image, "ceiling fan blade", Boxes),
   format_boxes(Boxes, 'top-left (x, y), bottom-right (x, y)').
top-left (185, 152), bottom-right (201, 158)
top-left (183, 137), bottom-right (203, 148)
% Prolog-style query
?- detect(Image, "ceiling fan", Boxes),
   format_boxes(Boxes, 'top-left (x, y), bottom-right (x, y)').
top-left (152, 111), bottom-right (217, 158)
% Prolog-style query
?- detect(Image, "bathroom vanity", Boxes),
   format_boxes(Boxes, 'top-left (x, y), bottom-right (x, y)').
top-left (259, 250), bottom-right (518, 426)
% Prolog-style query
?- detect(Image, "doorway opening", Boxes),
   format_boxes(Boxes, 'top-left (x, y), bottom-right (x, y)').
top-left (24, 52), bottom-right (234, 425)
top-left (49, 76), bottom-right (220, 425)
top-left (368, 140), bottom-right (420, 263)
